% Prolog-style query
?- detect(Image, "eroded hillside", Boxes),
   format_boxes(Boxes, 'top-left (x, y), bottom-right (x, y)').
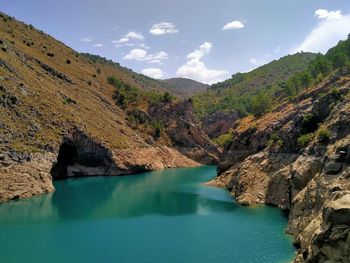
top-left (210, 61), bottom-right (350, 262)
top-left (0, 12), bottom-right (219, 202)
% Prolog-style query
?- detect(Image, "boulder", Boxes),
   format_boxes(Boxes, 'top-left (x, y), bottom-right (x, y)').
top-left (291, 156), bottom-right (323, 190)
top-left (324, 162), bottom-right (343, 175)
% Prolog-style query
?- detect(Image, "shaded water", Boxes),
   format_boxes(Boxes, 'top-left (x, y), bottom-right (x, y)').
top-left (0, 166), bottom-right (295, 263)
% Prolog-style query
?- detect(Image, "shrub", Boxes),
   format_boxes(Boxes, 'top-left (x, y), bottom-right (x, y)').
top-left (297, 133), bottom-right (314, 148)
top-left (314, 73), bottom-right (324, 84)
top-left (153, 121), bottom-right (164, 138)
top-left (162, 92), bottom-right (173, 102)
top-left (87, 80), bottom-right (92, 86)
top-left (96, 68), bottom-right (101, 74)
top-left (66, 59), bottom-right (71, 64)
top-left (267, 132), bottom-right (283, 147)
top-left (317, 127), bottom-right (331, 142)
top-left (213, 132), bottom-right (233, 147)
top-left (251, 92), bottom-right (272, 116)
top-left (330, 88), bottom-right (341, 100)
top-left (47, 52), bottom-right (54, 57)
top-left (1, 47), bottom-right (6, 52)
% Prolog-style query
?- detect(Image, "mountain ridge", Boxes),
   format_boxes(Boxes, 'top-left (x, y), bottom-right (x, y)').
top-left (162, 77), bottom-right (209, 96)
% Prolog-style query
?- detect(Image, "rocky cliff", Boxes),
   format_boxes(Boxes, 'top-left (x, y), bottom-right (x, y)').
top-left (210, 71), bottom-right (350, 262)
top-left (148, 99), bottom-right (221, 164)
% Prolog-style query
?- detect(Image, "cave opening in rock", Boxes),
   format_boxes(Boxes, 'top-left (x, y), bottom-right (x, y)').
top-left (51, 143), bottom-right (78, 179)
top-left (50, 129), bottom-right (122, 178)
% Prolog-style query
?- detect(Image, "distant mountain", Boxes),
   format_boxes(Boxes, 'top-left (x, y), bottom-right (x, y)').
top-left (192, 52), bottom-right (317, 118)
top-left (162, 78), bottom-right (209, 96)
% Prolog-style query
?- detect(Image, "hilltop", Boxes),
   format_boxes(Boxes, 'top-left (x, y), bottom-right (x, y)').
top-left (162, 78), bottom-right (209, 96)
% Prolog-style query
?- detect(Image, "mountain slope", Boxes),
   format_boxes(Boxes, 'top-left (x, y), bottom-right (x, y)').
top-left (162, 78), bottom-right (209, 96)
top-left (210, 36), bottom-right (350, 262)
top-left (0, 12), bottom-right (218, 202)
top-left (192, 52), bottom-right (317, 118)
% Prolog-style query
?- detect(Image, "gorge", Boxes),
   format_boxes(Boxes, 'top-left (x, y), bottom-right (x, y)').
top-left (1, 7), bottom-right (350, 263)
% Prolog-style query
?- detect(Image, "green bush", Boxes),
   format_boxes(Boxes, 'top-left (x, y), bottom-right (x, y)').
top-left (213, 132), bottom-right (233, 147)
top-left (251, 92), bottom-right (272, 116)
top-left (330, 88), bottom-right (341, 100)
top-left (162, 92), bottom-right (173, 102)
top-left (267, 132), bottom-right (283, 147)
top-left (317, 127), bottom-right (331, 142)
top-left (297, 133), bottom-right (314, 148)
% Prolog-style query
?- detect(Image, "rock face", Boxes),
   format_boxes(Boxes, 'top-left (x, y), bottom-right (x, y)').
top-left (201, 111), bottom-right (240, 138)
top-left (148, 100), bottom-right (221, 164)
top-left (51, 128), bottom-right (199, 179)
top-left (0, 128), bottom-right (199, 201)
top-left (213, 73), bottom-right (350, 262)
top-left (0, 154), bottom-right (55, 202)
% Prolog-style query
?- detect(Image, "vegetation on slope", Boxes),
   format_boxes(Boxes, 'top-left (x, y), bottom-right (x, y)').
top-left (0, 12), bottom-right (178, 158)
top-left (192, 52), bottom-right (317, 118)
top-left (162, 78), bottom-right (209, 96)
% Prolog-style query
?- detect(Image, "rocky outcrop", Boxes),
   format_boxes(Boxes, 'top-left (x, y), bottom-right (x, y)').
top-left (213, 74), bottom-right (350, 262)
top-left (148, 99), bottom-right (221, 164)
top-left (201, 111), bottom-right (240, 138)
top-left (0, 128), bottom-right (199, 202)
top-left (51, 128), bottom-right (199, 179)
top-left (0, 153), bottom-right (55, 202)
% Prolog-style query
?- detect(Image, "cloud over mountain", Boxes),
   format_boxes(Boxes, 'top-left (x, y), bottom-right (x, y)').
top-left (176, 42), bottom-right (228, 84)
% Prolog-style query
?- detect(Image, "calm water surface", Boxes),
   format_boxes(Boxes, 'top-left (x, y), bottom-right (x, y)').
top-left (0, 166), bottom-right (295, 263)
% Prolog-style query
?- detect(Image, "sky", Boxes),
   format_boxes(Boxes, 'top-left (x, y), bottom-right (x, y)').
top-left (1, 0), bottom-right (350, 84)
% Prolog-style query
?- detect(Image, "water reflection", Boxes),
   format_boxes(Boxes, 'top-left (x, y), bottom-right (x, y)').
top-left (0, 166), bottom-right (238, 223)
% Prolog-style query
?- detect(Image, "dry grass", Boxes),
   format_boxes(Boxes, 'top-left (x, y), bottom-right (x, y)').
top-left (0, 12), bottom-right (169, 155)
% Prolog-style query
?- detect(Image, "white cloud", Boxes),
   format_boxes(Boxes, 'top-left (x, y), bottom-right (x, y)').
top-left (223, 20), bottom-right (244, 30)
top-left (80, 37), bottom-right (92, 42)
top-left (141, 68), bottom-right (164, 79)
top-left (123, 49), bottom-right (168, 64)
top-left (315, 9), bottom-right (342, 20)
top-left (116, 37), bottom-right (129, 44)
top-left (140, 43), bottom-right (150, 50)
top-left (125, 31), bottom-right (144, 40)
top-left (176, 42), bottom-right (228, 84)
top-left (294, 12), bottom-right (350, 53)
top-left (150, 22), bottom-right (179, 35)
top-left (93, 43), bottom-right (104, 47)
top-left (114, 31), bottom-right (144, 45)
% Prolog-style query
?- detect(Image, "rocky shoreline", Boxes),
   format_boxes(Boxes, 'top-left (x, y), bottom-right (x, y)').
top-left (0, 128), bottom-right (199, 203)
top-left (210, 74), bottom-right (350, 262)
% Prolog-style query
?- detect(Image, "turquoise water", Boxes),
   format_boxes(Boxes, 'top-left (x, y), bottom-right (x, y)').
top-left (0, 166), bottom-right (295, 263)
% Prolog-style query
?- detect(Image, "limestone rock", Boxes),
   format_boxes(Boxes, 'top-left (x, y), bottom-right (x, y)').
top-left (324, 194), bottom-right (350, 225)
top-left (0, 153), bottom-right (55, 202)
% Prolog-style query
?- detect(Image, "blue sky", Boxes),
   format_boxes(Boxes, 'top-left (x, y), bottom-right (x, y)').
top-left (1, 0), bottom-right (350, 83)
